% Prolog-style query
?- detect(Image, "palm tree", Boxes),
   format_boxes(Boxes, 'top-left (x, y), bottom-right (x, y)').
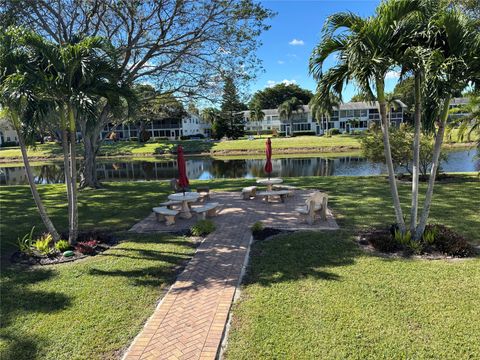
top-left (278, 97), bottom-right (304, 137)
top-left (415, 7), bottom-right (480, 239)
top-left (17, 30), bottom-right (129, 244)
top-left (448, 93), bottom-right (480, 144)
top-left (250, 107), bottom-right (265, 136)
top-left (0, 28), bottom-right (61, 241)
top-left (309, 92), bottom-right (339, 136)
top-left (309, 0), bottom-right (421, 233)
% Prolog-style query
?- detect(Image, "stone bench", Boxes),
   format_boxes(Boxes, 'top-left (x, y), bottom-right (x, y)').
top-left (257, 190), bottom-right (290, 203)
top-left (196, 186), bottom-right (210, 202)
top-left (192, 202), bottom-right (220, 220)
top-left (242, 186), bottom-right (257, 200)
top-left (152, 207), bottom-right (179, 226)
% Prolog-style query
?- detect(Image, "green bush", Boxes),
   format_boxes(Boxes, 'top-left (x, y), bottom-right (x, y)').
top-left (17, 226), bottom-right (36, 255)
top-left (293, 131), bottom-right (316, 136)
top-left (55, 239), bottom-right (71, 252)
top-left (190, 219), bottom-right (216, 237)
top-left (34, 233), bottom-right (53, 255)
top-left (251, 221), bottom-right (264, 233)
top-left (328, 128), bottom-right (341, 136)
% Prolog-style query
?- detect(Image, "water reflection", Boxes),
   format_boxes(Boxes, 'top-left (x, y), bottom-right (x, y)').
top-left (0, 149), bottom-right (478, 186)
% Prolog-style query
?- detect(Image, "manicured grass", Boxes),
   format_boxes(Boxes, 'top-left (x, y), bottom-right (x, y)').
top-left (0, 175), bottom-right (478, 359)
top-left (0, 233), bottom-right (196, 360)
top-left (226, 231), bottom-right (480, 359)
top-left (224, 174), bottom-right (480, 359)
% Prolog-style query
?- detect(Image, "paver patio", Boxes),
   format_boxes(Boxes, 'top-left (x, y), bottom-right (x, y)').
top-left (123, 190), bottom-right (338, 360)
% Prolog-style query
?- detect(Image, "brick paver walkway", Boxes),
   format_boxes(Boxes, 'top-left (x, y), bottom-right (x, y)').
top-left (123, 191), bottom-right (338, 360)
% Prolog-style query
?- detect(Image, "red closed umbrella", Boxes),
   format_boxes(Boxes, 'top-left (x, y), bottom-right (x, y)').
top-left (264, 137), bottom-right (273, 180)
top-left (177, 145), bottom-right (189, 193)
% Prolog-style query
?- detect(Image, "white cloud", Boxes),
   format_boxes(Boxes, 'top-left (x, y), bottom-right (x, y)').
top-left (386, 70), bottom-right (401, 79)
top-left (286, 53), bottom-right (298, 58)
top-left (288, 39), bottom-right (304, 46)
top-left (266, 79), bottom-right (297, 88)
top-left (277, 60), bottom-right (285, 65)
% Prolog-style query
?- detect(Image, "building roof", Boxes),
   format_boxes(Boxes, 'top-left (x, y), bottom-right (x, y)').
top-left (450, 97), bottom-right (468, 106)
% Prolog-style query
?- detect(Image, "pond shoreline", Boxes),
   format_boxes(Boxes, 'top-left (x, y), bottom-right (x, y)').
top-left (0, 141), bottom-right (475, 165)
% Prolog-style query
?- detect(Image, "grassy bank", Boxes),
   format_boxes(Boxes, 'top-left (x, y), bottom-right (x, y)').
top-left (0, 175), bottom-right (478, 359)
top-left (1, 131), bottom-right (476, 162)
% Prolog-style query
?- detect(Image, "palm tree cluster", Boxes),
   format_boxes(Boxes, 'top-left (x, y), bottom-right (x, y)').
top-left (278, 97), bottom-right (305, 136)
top-left (0, 27), bottom-right (133, 245)
top-left (309, 0), bottom-right (480, 239)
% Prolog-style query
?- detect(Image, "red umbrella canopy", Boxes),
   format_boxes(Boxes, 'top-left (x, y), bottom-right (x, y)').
top-left (264, 137), bottom-right (273, 177)
top-left (177, 145), bottom-right (189, 190)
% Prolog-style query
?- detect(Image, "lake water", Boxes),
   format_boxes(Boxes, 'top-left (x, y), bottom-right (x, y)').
top-left (0, 149), bottom-right (478, 186)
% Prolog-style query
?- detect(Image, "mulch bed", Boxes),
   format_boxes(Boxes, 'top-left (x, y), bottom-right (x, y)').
top-left (11, 231), bottom-right (118, 266)
top-left (357, 225), bottom-right (478, 259)
top-left (252, 227), bottom-right (293, 241)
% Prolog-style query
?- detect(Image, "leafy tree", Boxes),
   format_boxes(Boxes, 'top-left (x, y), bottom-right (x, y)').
top-left (249, 83), bottom-right (313, 109)
top-left (9, 0), bottom-right (274, 187)
top-left (249, 107), bottom-right (265, 135)
top-left (361, 125), bottom-right (447, 176)
top-left (350, 92), bottom-right (371, 102)
top-left (278, 97), bottom-right (304, 136)
top-left (393, 77), bottom-right (415, 113)
top-left (309, 92), bottom-right (339, 136)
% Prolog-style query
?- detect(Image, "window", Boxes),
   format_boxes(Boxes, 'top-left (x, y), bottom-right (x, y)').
top-left (339, 121), bottom-right (346, 129)
top-left (360, 121), bottom-right (368, 128)
top-left (346, 110), bottom-right (354, 117)
top-left (360, 109), bottom-right (368, 117)
top-left (340, 110), bottom-right (347, 118)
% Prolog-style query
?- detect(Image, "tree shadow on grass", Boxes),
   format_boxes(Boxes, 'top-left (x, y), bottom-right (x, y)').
top-left (243, 230), bottom-right (359, 287)
top-left (0, 267), bottom-right (71, 360)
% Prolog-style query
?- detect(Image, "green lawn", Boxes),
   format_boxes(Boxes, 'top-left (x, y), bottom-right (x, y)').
top-left (225, 175), bottom-right (480, 359)
top-left (226, 231), bottom-right (480, 359)
top-left (0, 175), bottom-right (479, 359)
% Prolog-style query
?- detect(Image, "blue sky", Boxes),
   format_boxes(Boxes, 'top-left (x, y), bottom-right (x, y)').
top-left (249, 0), bottom-right (401, 101)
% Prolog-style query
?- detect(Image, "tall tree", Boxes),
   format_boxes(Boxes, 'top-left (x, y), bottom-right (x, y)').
top-left (8, 0), bottom-right (274, 187)
top-left (220, 76), bottom-right (246, 139)
top-left (309, 92), bottom-right (340, 135)
top-left (415, 6), bottom-right (480, 239)
top-left (278, 97), bottom-right (304, 136)
top-left (0, 28), bottom-right (60, 241)
top-left (249, 107), bottom-right (265, 135)
top-left (249, 83), bottom-right (313, 109)
top-left (309, 0), bottom-right (422, 233)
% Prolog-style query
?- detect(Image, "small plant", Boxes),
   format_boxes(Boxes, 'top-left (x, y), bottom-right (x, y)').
top-left (190, 219), bottom-right (216, 237)
top-left (17, 226), bottom-right (36, 255)
top-left (55, 240), bottom-right (71, 252)
top-left (33, 233), bottom-right (53, 256)
top-left (75, 240), bottom-right (97, 255)
top-left (394, 229), bottom-right (423, 254)
top-left (251, 221), bottom-right (264, 233)
top-left (328, 128), bottom-right (341, 136)
top-left (422, 227), bottom-right (437, 245)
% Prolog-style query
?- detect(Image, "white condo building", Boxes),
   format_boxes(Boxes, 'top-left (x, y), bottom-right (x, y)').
top-left (242, 101), bottom-right (408, 136)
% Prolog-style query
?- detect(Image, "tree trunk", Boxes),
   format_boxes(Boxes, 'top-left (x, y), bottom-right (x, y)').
top-left (410, 72), bottom-right (422, 237)
top-left (68, 109), bottom-right (78, 244)
top-left (377, 80), bottom-right (406, 233)
top-left (79, 131), bottom-right (101, 189)
top-left (17, 127), bottom-right (61, 242)
top-left (61, 129), bottom-right (73, 243)
top-left (415, 98), bottom-right (450, 239)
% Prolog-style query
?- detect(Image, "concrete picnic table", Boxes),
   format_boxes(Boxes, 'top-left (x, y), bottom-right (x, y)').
top-left (256, 178), bottom-right (283, 191)
top-left (168, 192), bottom-right (200, 219)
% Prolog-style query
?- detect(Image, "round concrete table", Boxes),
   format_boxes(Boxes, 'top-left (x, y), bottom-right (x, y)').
top-left (168, 192), bottom-right (200, 219)
top-left (256, 178), bottom-right (283, 191)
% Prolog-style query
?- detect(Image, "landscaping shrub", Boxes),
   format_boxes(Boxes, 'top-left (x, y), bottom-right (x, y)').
top-left (293, 131), bottom-right (316, 136)
top-left (75, 240), bottom-right (97, 255)
top-left (190, 220), bottom-right (216, 237)
top-left (54, 240), bottom-right (71, 252)
top-left (0, 141), bottom-right (18, 147)
top-left (328, 128), bottom-right (341, 136)
top-left (367, 230), bottom-right (401, 253)
top-left (33, 233), bottom-right (53, 255)
top-left (428, 224), bottom-right (475, 257)
top-left (251, 221), bottom-right (264, 233)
